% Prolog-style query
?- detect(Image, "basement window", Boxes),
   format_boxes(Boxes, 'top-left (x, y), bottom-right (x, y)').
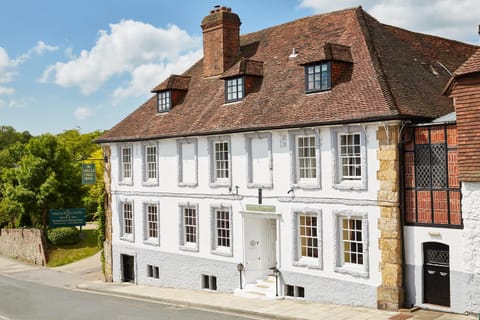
top-left (147, 264), bottom-right (159, 279)
top-left (225, 76), bottom-right (244, 103)
top-left (285, 284), bottom-right (305, 298)
top-left (202, 274), bottom-right (217, 290)
top-left (305, 62), bottom-right (331, 93)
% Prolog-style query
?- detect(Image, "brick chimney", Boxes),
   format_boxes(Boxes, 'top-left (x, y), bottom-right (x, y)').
top-left (201, 6), bottom-right (241, 77)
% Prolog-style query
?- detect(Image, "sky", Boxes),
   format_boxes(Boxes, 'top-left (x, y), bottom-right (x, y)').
top-left (1, 0), bottom-right (479, 136)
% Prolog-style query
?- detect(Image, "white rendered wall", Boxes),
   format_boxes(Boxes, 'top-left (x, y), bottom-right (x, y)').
top-left (108, 121), bottom-right (388, 305)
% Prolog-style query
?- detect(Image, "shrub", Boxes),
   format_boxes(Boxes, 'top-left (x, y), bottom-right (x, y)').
top-left (47, 227), bottom-right (79, 245)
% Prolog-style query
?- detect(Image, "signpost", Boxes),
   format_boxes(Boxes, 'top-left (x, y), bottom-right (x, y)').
top-left (49, 208), bottom-right (86, 228)
top-left (81, 163), bottom-right (96, 184)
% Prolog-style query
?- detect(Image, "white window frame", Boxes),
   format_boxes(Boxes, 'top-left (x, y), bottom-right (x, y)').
top-left (178, 203), bottom-right (199, 252)
top-left (245, 132), bottom-right (273, 189)
top-left (292, 209), bottom-right (322, 269)
top-left (120, 200), bottom-right (134, 242)
top-left (333, 210), bottom-right (369, 278)
top-left (176, 138), bottom-right (198, 187)
top-left (143, 202), bottom-right (160, 246)
top-left (142, 143), bottom-right (158, 186)
top-left (208, 136), bottom-right (232, 188)
top-left (119, 145), bottom-right (133, 185)
top-left (210, 204), bottom-right (233, 257)
top-left (332, 126), bottom-right (367, 190)
top-left (289, 129), bottom-right (321, 189)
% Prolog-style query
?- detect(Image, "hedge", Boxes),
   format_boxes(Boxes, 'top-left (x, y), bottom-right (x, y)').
top-left (47, 227), bottom-right (80, 245)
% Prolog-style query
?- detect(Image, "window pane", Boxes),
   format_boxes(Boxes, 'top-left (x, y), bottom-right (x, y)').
top-left (297, 135), bottom-right (317, 180)
top-left (298, 213), bottom-right (318, 258)
top-left (341, 217), bottom-right (364, 265)
top-left (339, 133), bottom-right (361, 180)
top-left (226, 77), bottom-right (244, 102)
top-left (214, 141), bottom-right (229, 180)
top-left (306, 62), bottom-right (330, 91)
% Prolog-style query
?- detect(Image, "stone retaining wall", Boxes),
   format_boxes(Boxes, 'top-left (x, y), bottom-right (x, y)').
top-left (0, 228), bottom-right (47, 266)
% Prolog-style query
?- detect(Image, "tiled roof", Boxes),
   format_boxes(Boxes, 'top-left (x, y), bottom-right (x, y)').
top-left (151, 75), bottom-right (191, 92)
top-left (98, 7), bottom-right (478, 143)
top-left (453, 49), bottom-right (480, 76)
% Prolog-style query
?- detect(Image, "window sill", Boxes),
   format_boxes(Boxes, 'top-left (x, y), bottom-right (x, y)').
top-left (178, 182), bottom-right (198, 188)
top-left (292, 182), bottom-right (321, 190)
top-left (211, 248), bottom-right (233, 257)
top-left (180, 244), bottom-right (199, 252)
top-left (293, 259), bottom-right (322, 270)
top-left (143, 239), bottom-right (160, 246)
top-left (333, 181), bottom-right (366, 191)
top-left (119, 180), bottom-right (134, 186)
top-left (334, 265), bottom-right (369, 278)
top-left (142, 180), bottom-right (159, 187)
top-left (120, 235), bottom-right (134, 242)
top-left (209, 181), bottom-right (231, 188)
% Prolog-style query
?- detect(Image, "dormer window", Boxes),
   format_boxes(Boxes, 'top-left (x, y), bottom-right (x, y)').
top-left (157, 91), bottom-right (171, 112)
top-left (225, 76), bottom-right (244, 103)
top-left (305, 62), bottom-right (331, 93)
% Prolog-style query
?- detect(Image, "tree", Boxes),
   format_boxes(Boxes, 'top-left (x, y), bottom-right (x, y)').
top-left (0, 134), bottom-right (82, 231)
top-left (0, 126), bottom-right (31, 150)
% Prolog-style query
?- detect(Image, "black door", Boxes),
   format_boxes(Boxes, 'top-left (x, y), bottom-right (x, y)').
top-left (423, 242), bottom-right (450, 306)
top-left (121, 254), bottom-right (135, 283)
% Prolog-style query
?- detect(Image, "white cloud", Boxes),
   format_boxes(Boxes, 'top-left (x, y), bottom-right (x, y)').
top-left (112, 50), bottom-right (202, 100)
top-left (74, 106), bottom-right (94, 120)
top-left (42, 20), bottom-right (202, 97)
top-left (0, 41), bottom-right (58, 95)
top-left (0, 87), bottom-right (14, 95)
top-left (298, 0), bottom-right (480, 43)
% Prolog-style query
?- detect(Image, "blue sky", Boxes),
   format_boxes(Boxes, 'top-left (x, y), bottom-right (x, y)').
top-left (1, 0), bottom-right (479, 135)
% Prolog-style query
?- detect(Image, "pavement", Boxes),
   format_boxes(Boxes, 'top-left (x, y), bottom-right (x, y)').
top-left (0, 252), bottom-right (476, 320)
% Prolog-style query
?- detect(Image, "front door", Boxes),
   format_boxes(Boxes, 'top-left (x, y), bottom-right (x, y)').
top-left (121, 254), bottom-right (135, 283)
top-left (243, 216), bottom-right (276, 283)
top-left (423, 242), bottom-right (450, 306)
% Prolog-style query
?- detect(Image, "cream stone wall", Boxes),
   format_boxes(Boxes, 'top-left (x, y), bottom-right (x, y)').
top-left (376, 125), bottom-right (403, 311)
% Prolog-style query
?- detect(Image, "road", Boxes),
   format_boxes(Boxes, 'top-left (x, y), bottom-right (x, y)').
top-left (0, 273), bottom-right (255, 320)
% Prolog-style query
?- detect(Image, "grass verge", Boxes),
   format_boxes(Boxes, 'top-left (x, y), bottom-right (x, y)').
top-left (47, 228), bottom-right (100, 267)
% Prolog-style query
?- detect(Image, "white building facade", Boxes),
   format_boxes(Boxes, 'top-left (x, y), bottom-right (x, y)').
top-left (107, 123), bottom-right (392, 307)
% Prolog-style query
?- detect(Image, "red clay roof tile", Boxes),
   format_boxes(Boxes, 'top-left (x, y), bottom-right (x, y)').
top-left (98, 7), bottom-right (478, 143)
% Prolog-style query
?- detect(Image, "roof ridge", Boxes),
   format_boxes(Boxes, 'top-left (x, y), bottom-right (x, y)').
top-left (240, 6), bottom-right (362, 40)
top-left (354, 7), bottom-right (399, 114)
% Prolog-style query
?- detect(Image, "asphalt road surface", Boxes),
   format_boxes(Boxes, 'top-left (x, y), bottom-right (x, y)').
top-left (0, 274), bottom-right (255, 320)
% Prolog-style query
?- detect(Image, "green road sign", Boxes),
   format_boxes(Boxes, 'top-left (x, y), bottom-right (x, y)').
top-left (82, 163), bottom-right (96, 184)
top-left (49, 208), bottom-right (86, 227)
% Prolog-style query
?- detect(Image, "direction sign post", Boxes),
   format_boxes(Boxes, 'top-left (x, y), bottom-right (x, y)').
top-left (49, 208), bottom-right (86, 228)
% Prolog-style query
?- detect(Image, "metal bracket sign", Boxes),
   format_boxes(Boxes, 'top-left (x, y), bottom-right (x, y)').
top-left (82, 163), bottom-right (96, 184)
top-left (49, 208), bottom-right (86, 227)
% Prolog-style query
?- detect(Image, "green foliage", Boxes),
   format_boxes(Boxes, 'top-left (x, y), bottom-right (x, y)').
top-left (47, 227), bottom-right (80, 245)
top-left (0, 126), bottom-right (31, 151)
top-left (97, 191), bottom-right (105, 248)
top-left (0, 128), bottom-right (104, 231)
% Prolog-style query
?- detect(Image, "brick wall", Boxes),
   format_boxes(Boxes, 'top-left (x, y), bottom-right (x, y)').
top-left (403, 124), bottom-right (460, 226)
top-left (0, 229), bottom-right (47, 266)
top-left (201, 7), bottom-right (240, 77)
